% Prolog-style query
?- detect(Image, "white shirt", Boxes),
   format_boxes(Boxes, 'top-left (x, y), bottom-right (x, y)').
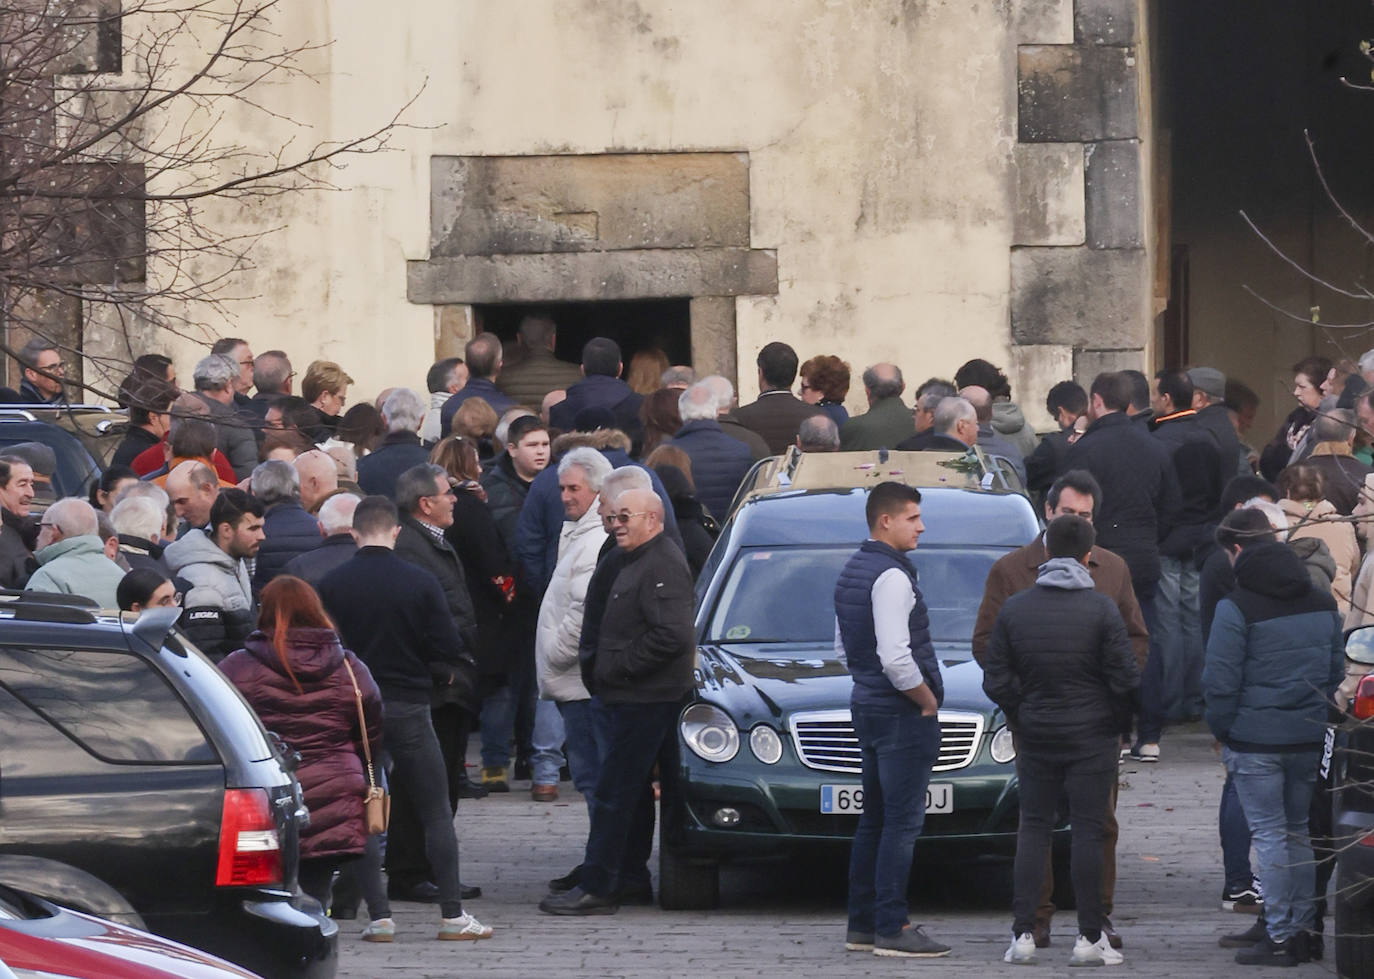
top-left (834, 566), bottom-right (925, 692)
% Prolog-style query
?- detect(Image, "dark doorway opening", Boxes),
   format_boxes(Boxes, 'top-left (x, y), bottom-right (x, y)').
top-left (473, 299), bottom-right (693, 372)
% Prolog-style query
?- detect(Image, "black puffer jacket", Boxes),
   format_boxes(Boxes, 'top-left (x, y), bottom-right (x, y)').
top-left (982, 557), bottom-right (1141, 750)
top-left (1063, 411), bottom-right (1180, 590)
top-left (593, 532), bottom-right (696, 704)
top-left (1151, 411), bottom-right (1221, 558)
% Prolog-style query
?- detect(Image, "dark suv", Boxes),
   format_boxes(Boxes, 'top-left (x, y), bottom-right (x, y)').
top-left (0, 598), bottom-right (337, 979)
top-left (1335, 625), bottom-right (1374, 976)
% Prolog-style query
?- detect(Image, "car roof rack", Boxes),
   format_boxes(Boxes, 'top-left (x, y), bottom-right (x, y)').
top-left (738, 445), bottom-right (1023, 499)
top-left (0, 589), bottom-right (100, 624)
top-left (0, 410), bottom-right (39, 423)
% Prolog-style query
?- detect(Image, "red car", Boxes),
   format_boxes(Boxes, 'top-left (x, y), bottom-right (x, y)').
top-left (0, 884), bottom-right (261, 979)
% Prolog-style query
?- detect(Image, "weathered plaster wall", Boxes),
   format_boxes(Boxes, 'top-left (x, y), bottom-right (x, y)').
top-left (142, 0), bottom-right (1023, 412)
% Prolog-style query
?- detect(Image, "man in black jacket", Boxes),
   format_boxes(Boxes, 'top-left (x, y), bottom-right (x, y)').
top-left (388, 464), bottom-right (482, 902)
top-left (0, 456), bottom-right (36, 588)
top-left (1063, 371), bottom-right (1180, 761)
top-left (539, 488), bottom-right (695, 916)
top-left (358, 388), bottom-right (431, 500)
top-left (983, 515), bottom-right (1140, 967)
top-left (281, 493), bottom-right (358, 586)
top-left (317, 496), bottom-right (490, 941)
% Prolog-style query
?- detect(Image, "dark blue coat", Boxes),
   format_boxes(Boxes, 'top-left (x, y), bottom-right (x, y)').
top-left (356, 431), bottom-right (431, 499)
top-left (438, 378), bottom-right (516, 437)
top-left (1204, 542), bottom-right (1343, 751)
top-left (548, 374), bottom-right (643, 438)
top-left (282, 532), bottom-right (357, 588)
top-left (833, 540), bottom-right (943, 710)
top-left (254, 500), bottom-right (321, 594)
top-left (670, 420), bottom-right (754, 522)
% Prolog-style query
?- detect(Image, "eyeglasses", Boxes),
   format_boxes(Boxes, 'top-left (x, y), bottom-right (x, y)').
top-left (611, 511), bottom-right (649, 524)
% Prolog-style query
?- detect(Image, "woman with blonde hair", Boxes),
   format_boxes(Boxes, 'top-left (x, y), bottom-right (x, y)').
top-left (626, 348), bottom-right (670, 395)
top-left (301, 360), bottom-right (354, 442)
top-left (1278, 464), bottom-right (1358, 616)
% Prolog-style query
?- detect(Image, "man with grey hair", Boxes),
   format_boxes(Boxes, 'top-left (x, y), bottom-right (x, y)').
top-left (358, 387), bottom-right (431, 500)
top-left (421, 357), bottom-right (469, 444)
top-left (293, 448), bottom-right (339, 514)
top-left (26, 498), bottom-right (126, 607)
top-left (111, 496), bottom-right (172, 574)
top-left (961, 385), bottom-right (1027, 482)
top-left (798, 414), bottom-right (841, 452)
top-left (251, 459), bottom-right (321, 593)
top-left (283, 492), bottom-right (360, 587)
top-left (247, 350), bottom-right (293, 431)
top-left (1305, 403), bottom-right (1373, 515)
top-left (192, 353), bottom-right (258, 480)
top-left (533, 447), bottom-right (614, 804)
top-left (672, 381), bottom-right (753, 520)
top-left (16, 337), bottom-right (66, 405)
top-left (498, 314), bottom-right (583, 409)
top-left (661, 366), bottom-right (695, 390)
top-left (840, 364), bottom-right (914, 451)
top-left (442, 332), bottom-right (517, 435)
top-left (701, 374), bottom-right (770, 460)
top-left (921, 396), bottom-right (979, 452)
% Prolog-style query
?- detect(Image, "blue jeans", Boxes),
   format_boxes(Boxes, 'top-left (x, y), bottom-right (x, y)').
top-left (1224, 747), bottom-right (1321, 942)
top-left (846, 703), bottom-right (941, 938)
top-left (1135, 587), bottom-right (1164, 744)
top-left (1156, 556), bottom-right (1203, 722)
top-left (1219, 772), bottom-right (1254, 891)
top-left (557, 698), bottom-right (605, 800)
top-left (581, 699), bottom-right (682, 898)
top-left (531, 698), bottom-right (567, 786)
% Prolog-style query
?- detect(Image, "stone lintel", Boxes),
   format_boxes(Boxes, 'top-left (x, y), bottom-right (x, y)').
top-left (407, 248), bottom-right (778, 305)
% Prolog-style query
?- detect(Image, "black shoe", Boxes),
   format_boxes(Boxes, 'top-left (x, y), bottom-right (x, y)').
top-left (388, 880), bottom-right (441, 903)
top-left (1291, 929), bottom-right (1321, 963)
top-left (548, 866), bottom-right (581, 893)
top-left (1220, 917), bottom-right (1267, 949)
top-left (514, 758), bottom-right (532, 782)
top-left (873, 925), bottom-right (951, 958)
top-left (461, 883), bottom-right (482, 900)
top-left (538, 886), bottom-right (619, 916)
top-left (1234, 934), bottom-right (1300, 967)
top-left (329, 902), bottom-right (358, 921)
top-left (616, 881), bottom-right (654, 906)
top-left (457, 780), bottom-right (489, 800)
top-left (1222, 881), bottom-right (1264, 913)
top-left (559, 763), bottom-right (572, 782)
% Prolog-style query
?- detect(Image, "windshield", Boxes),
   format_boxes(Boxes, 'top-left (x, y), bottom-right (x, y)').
top-left (705, 546), bottom-right (1003, 645)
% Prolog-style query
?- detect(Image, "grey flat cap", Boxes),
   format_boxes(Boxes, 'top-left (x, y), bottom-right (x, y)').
top-left (1187, 367), bottom-right (1226, 401)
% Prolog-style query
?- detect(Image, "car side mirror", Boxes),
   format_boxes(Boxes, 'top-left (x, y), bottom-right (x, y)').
top-left (1347, 626), bottom-right (1374, 667)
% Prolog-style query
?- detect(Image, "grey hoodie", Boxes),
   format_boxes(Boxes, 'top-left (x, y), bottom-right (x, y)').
top-left (1036, 555), bottom-right (1095, 591)
top-left (164, 529), bottom-right (253, 614)
top-left (992, 400), bottom-right (1040, 459)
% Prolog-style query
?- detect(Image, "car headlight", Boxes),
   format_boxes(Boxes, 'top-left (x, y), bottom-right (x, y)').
top-left (990, 725), bottom-right (1016, 764)
top-left (681, 703), bottom-right (740, 762)
top-left (749, 724), bottom-right (783, 764)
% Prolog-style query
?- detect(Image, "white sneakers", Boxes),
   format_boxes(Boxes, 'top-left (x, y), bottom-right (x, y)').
top-left (1004, 933), bottom-right (1037, 964)
top-left (1069, 934), bottom-right (1124, 967)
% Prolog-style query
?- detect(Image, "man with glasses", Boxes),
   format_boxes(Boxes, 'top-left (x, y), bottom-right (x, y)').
top-left (25, 498), bottom-right (126, 608)
top-left (539, 488), bottom-right (695, 916)
top-left (972, 469), bottom-right (1147, 951)
top-left (16, 338), bottom-right (66, 406)
top-left (210, 337), bottom-right (256, 411)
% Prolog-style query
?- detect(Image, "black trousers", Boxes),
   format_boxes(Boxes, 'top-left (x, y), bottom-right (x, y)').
top-left (1012, 738), bottom-right (1118, 942)
top-left (386, 703), bottom-right (470, 886)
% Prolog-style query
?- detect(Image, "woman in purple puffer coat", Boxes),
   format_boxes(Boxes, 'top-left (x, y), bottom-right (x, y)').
top-left (219, 574), bottom-right (383, 909)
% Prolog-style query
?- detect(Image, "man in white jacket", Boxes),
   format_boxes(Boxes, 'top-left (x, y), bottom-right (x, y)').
top-left (535, 447), bottom-right (614, 802)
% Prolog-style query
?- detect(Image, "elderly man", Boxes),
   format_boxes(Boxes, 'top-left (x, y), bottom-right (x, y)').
top-left (0, 456), bottom-right (36, 587)
top-left (1188, 367), bottom-right (1248, 481)
top-left (840, 364), bottom-right (915, 451)
top-left (960, 385), bottom-right (1026, 482)
top-left (247, 350), bottom-right (292, 425)
top-left (16, 338), bottom-right (66, 405)
top-left (672, 381), bottom-right (753, 520)
top-left (798, 414), bottom-right (841, 452)
top-left (536, 448), bottom-right (613, 804)
top-left (210, 337), bottom-right (256, 410)
top-left (283, 492), bottom-right (359, 586)
top-left (440, 333), bottom-right (516, 436)
top-left (539, 487), bottom-right (696, 916)
top-left (165, 460), bottom-right (220, 534)
top-left (902, 396), bottom-right (978, 453)
top-left (191, 353), bottom-right (259, 480)
top-left (25, 498), bottom-right (125, 607)
top-left (163, 488), bottom-right (264, 661)
top-left (421, 358), bottom-right (468, 444)
top-left (294, 449), bottom-right (340, 514)
top-left (111, 494), bottom-right (171, 575)
top-left (1302, 406), bottom-right (1373, 516)
top-left (661, 366), bottom-right (695, 390)
top-left (701, 374), bottom-right (770, 460)
top-left (358, 388), bottom-right (431, 499)
top-left (251, 460), bottom-right (321, 593)
top-left (541, 390), bottom-right (566, 426)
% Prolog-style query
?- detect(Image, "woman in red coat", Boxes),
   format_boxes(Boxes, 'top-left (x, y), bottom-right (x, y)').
top-left (219, 574), bottom-right (383, 910)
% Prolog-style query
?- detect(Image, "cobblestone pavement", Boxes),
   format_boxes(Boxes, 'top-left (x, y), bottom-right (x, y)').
top-left (335, 726), bottom-right (1335, 977)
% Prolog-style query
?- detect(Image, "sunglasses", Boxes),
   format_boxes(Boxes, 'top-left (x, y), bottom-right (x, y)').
top-left (611, 511), bottom-right (649, 524)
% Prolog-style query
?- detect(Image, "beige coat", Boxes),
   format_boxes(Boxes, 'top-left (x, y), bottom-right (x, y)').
top-left (1280, 497), bottom-right (1358, 617)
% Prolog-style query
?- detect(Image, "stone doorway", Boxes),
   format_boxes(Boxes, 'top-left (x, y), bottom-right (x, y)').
top-left (474, 299), bottom-right (692, 372)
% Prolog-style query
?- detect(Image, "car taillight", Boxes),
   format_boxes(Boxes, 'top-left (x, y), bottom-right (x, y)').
top-left (216, 788), bottom-right (282, 887)
top-left (1354, 675), bottom-right (1374, 720)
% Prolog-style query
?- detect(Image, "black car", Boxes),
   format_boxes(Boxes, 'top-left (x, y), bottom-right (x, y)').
top-left (660, 449), bottom-right (1061, 909)
top-left (0, 597), bottom-right (336, 979)
top-left (1334, 625), bottom-right (1374, 976)
top-left (0, 414), bottom-right (102, 504)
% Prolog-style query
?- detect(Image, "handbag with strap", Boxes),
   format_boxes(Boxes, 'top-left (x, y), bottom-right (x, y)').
top-left (342, 657), bottom-right (389, 835)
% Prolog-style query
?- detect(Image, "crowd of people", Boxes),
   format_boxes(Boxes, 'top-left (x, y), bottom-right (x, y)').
top-left (1, 324), bottom-right (1369, 962)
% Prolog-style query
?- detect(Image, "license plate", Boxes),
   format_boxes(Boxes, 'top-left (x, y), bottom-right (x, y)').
top-left (819, 783), bottom-right (952, 815)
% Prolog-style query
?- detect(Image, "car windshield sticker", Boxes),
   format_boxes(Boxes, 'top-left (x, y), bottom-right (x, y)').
top-left (726, 625), bottom-right (752, 640)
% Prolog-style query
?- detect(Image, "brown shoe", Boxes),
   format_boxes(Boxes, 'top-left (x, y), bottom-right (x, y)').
top-left (531, 784), bottom-right (559, 802)
top-left (1102, 917), bottom-right (1123, 950)
top-left (1032, 921), bottom-right (1052, 949)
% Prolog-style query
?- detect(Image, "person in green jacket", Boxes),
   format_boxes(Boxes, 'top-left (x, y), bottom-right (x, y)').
top-left (26, 498), bottom-right (126, 609)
